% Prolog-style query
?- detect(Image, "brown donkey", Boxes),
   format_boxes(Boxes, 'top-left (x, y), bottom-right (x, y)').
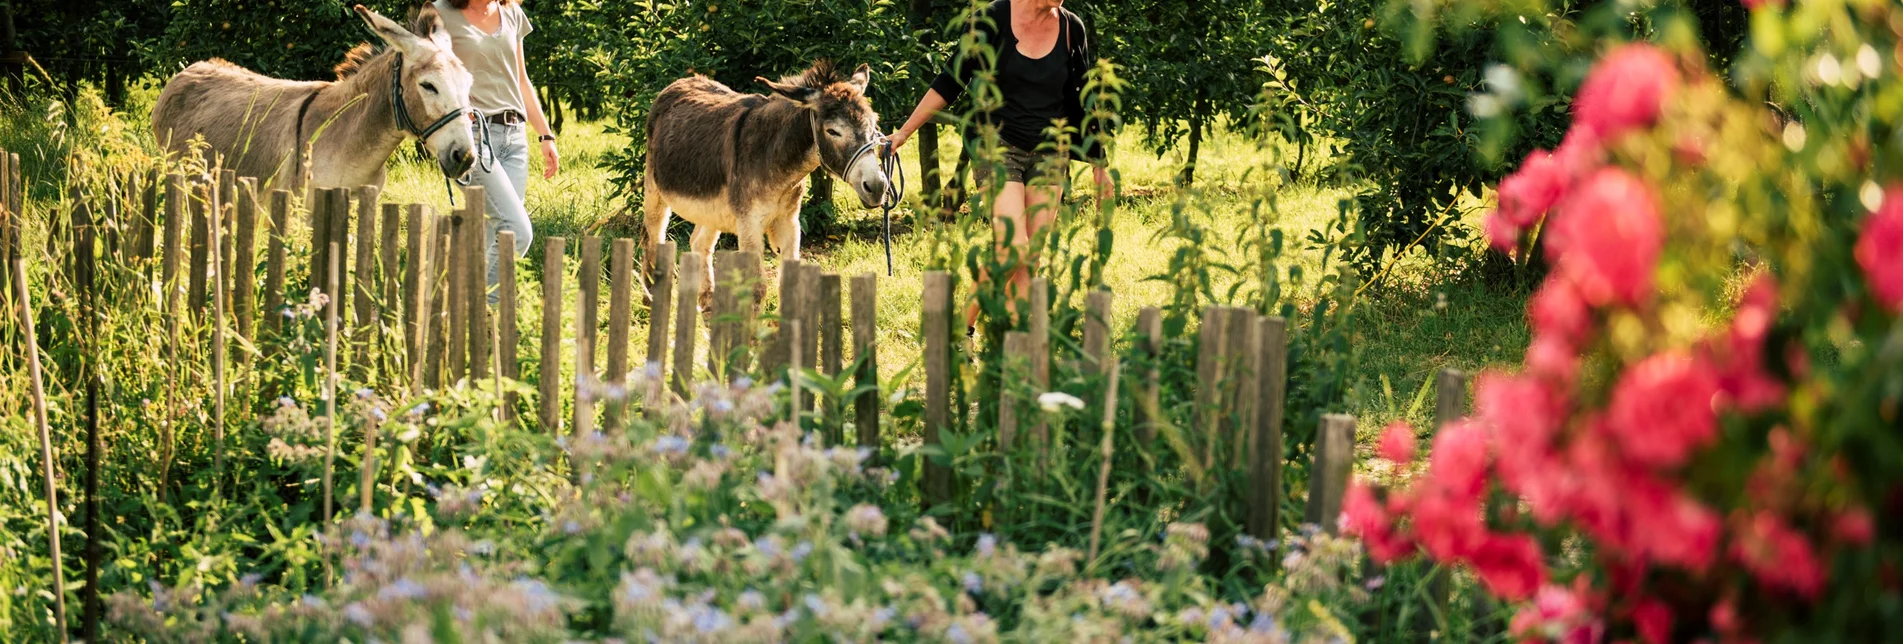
top-left (642, 60), bottom-right (892, 308)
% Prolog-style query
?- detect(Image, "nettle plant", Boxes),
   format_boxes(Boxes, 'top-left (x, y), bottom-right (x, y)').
top-left (1345, 0), bottom-right (1903, 641)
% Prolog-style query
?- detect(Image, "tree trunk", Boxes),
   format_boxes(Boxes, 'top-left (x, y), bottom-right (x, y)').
top-left (1179, 114), bottom-right (1205, 188)
top-left (803, 170), bottom-right (835, 234)
top-left (544, 86), bottom-right (565, 135)
top-left (907, 0), bottom-right (944, 215)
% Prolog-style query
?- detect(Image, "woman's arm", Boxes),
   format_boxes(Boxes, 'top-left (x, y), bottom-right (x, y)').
top-left (514, 15), bottom-right (558, 179)
top-left (888, 89), bottom-right (949, 151)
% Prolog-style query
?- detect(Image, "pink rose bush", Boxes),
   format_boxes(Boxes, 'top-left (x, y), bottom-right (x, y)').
top-left (1347, 4), bottom-right (1903, 639)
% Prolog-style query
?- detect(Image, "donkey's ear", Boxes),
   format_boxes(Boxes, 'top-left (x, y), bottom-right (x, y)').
top-left (847, 64), bottom-right (871, 93)
top-left (355, 5), bottom-right (423, 53)
top-left (409, 5), bottom-right (453, 51)
top-left (758, 77), bottom-right (819, 105)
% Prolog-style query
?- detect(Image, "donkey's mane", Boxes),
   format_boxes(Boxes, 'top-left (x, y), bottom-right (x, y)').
top-left (333, 43), bottom-right (384, 80)
top-left (778, 59), bottom-right (846, 89)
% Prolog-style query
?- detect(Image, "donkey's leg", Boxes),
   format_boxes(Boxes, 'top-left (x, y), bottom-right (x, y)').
top-left (689, 224), bottom-right (720, 311)
top-left (640, 170), bottom-right (672, 305)
top-left (734, 206), bottom-right (770, 312)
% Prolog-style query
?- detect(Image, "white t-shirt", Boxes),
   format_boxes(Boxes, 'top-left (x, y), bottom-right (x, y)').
top-left (434, 0), bottom-right (534, 115)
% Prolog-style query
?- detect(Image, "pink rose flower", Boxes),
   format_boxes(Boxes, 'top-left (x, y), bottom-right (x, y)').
top-left (1530, 277), bottom-right (1593, 346)
top-left (1343, 481), bottom-right (1413, 562)
top-left (1469, 533), bottom-right (1547, 601)
top-left (1732, 511), bottom-right (1825, 598)
top-left (1856, 186), bottom-right (1903, 312)
top-left (1574, 43), bottom-right (1681, 139)
top-left (1606, 351), bottom-right (1722, 469)
top-left (1498, 150), bottom-right (1571, 227)
top-left (1378, 421), bottom-right (1418, 465)
top-left (1487, 210), bottom-right (1524, 254)
top-left (1546, 168), bottom-right (1665, 306)
top-left (1631, 597), bottom-right (1674, 644)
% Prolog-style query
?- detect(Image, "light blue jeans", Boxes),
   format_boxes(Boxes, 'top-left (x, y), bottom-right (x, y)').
top-left (462, 119), bottom-right (534, 303)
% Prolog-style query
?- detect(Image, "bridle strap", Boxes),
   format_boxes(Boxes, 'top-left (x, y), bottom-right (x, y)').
top-left (388, 52), bottom-right (473, 141)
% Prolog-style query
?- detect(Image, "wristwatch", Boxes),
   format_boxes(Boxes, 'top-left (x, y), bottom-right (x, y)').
top-left (538, 134), bottom-right (556, 143)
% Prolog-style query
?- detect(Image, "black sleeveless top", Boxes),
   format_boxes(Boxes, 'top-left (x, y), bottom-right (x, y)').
top-left (995, 33), bottom-right (1069, 151)
top-left (928, 0), bottom-right (1106, 162)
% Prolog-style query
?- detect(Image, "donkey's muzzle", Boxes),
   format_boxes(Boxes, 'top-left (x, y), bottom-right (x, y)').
top-left (442, 147), bottom-right (475, 179)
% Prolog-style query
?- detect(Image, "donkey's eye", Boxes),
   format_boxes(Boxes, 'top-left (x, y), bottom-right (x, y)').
top-left (826, 128), bottom-right (842, 137)
top-left (420, 82), bottom-right (439, 95)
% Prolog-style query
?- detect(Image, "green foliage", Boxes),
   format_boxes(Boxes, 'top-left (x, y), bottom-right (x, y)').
top-left (156, 0), bottom-right (415, 82)
top-left (5, 0), bottom-right (169, 104)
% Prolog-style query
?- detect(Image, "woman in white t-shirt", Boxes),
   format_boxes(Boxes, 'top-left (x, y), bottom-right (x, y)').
top-left (430, 0), bottom-right (557, 297)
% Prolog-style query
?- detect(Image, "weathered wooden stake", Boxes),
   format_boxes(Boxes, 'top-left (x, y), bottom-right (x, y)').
top-left (232, 179), bottom-right (259, 341)
top-left (17, 258), bottom-right (69, 642)
top-left (819, 272), bottom-right (843, 441)
top-left (796, 264), bottom-right (821, 414)
top-left (671, 252), bottom-right (705, 396)
top-left (1086, 356), bottom-right (1121, 564)
top-left (187, 178), bottom-right (210, 313)
top-left (1248, 316), bottom-right (1288, 541)
top-left (263, 190), bottom-right (289, 335)
top-left (496, 231), bottom-right (520, 416)
top-left (424, 228), bottom-right (451, 389)
top-left (766, 259), bottom-right (803, 376)
top-left (1304, 414), bottom-right (1356, 534)
top-left (645, 243), bottom-right (677, 374)
top-left (1133, 307), bottom-right (1162, 446)
top-left (162, 175), bottom-right (186, 312)
top-left (1028, 277), bottom-right (1050, 458)
top-left (999, 330), bottom-right (1030, 450)
top-left (922, 271), bottom-right (952, 507)
top-left (218, 171), bottom-right (236, 305)
top-left (321, 244), bottom-right (341, 528)
top-left (1225, 307), bottom-right (1260, 471)
top-left (850, 273), bottom-right (879, 450)
top-left (209, 180), bottom-right (229, 488)
top-left (539, 237), bottom-right (566, 434)
top-left (606, 239), bottom-right (633, 427)
top-left (403, 205), bottom-right (427, 363)
top-left (329, 188), bottom-right (352, 327)
top-left (464, 190), bottom-right (490, 379)
top-left (1435, 368), bottom-right (1469, 636)
top-left (377, 201), bottom-right (400, 335)
top-left (445, 212), bottom-right (467, 381)
top-left (1194, 306), bottom-right (1226, 472)
top-left (309, 187), bottom-right (331, 294)
top-left (573, 336), bottom-right (595, 438)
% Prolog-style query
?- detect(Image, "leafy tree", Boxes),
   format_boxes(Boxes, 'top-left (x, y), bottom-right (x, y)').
top-left (155, 0), bottom-right (415, 82)
top-left (1085, 0), bottom-right (1272, 187)
top-left (6, 0), bottom-right (169, 105)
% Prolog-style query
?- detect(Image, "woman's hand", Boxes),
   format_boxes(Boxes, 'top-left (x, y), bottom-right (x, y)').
top-left (540, 137), bottom-right (560, 180)
top-left (1093, 165), bottom-right (1114, 203)
top-left (888, 127), bottom-right (912, 152)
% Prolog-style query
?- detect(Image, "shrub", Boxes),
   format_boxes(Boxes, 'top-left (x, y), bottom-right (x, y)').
top-left (1344, 1), bottom-right (1903, 640)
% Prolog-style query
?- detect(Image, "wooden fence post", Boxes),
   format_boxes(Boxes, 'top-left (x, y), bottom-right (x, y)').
top-left (351, 186), bottom-right (379, 375)
top-left (539, 237), bottom-right (567, 434)
top-left (218, 171), bottom-right (236, 305)
top-left (796, 264), bottom-right (821, 414)
top-left (263, 190), bottom-right (289, 335)
top-left (162, 175), bottom-right (185, 312)
top-left (1193, 306), bottom-right (1226, 471)
top-left (426, 225), bottom-right (452, 389)
top-left (819, 272), bottom-right (843, 441)
top-left (466, 195), bottom-right (492, 380)
top-left (922, 271), bottom-right (952, 507)
top-left (1248, 316), bottom-right (1288, 541)
top-left (403, 204), bottom-right (427, 364)
top-left (1083, 290), bottom-right (1113, 376)
top-left (209, 182), bottom-right (229, 486)
top-left (137, 169), bottom-right (159, 263)
top-left (998, 330), bottom-right (1030, 450)
top-left (1225, 307), bottom-right (1260, 470)
top-left (851, 273), bottom-right (879, 450)
top-left (1028, 277), bottom-right (1050, 458)
top-left (187, 178), bottom-right (210, 314)
top-left (232, 179), bottom-right (259, 342)
top-left (496, 231), bottom-right (520, 417)
top-left (1305, 414), bottom-right (1356, 534)
top-left (645, 243), bottom-right (677, 375)
top-left (309, 187), bottom-right (330, 294)
top-left (766, 259), bottom-right (803, 378)
top-left (17, 256), bottom-right (68, 641)
top-left (378, 201), bottom-right (400, 338)
top-left (708, 250), bottom-right (735, 380)
top-left (605, 239), bottom-right (633, 426)
top-left (1133, 307), bottom-right (1162, 446)
top-left (445, 210), bottom-right (467, 382)
top-left (574, 335), bottom-right (595, 438)
top-left (671, 252), bottom-right (705, 396)
top-left (574, 237), bottom-right (602, 398)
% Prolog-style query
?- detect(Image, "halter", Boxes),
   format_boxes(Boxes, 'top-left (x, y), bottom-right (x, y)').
top-left (388, 52), bottom-right (490, 206)
top-left (816, 127), bottom-right (905, 275)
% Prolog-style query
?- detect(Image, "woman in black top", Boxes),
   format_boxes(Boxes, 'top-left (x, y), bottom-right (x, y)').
top-left (889, 0), bottom-right (1112, 325)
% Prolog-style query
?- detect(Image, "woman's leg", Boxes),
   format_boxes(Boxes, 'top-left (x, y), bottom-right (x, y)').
top-left (964, 180), bottom-right (1029, 328)
top-left (475, 122), bottom-right (534, 301)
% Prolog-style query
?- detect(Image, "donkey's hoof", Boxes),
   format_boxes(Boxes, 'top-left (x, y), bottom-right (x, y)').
top-left (697, 290), bottom-right (715, 313)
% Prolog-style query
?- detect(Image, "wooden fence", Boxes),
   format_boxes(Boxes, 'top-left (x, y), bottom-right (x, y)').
top-left (16, 171), bottom-right (1481, 588)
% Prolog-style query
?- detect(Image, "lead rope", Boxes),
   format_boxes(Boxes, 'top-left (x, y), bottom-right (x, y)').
top-left (878, 139), bottom-right (906, 276)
